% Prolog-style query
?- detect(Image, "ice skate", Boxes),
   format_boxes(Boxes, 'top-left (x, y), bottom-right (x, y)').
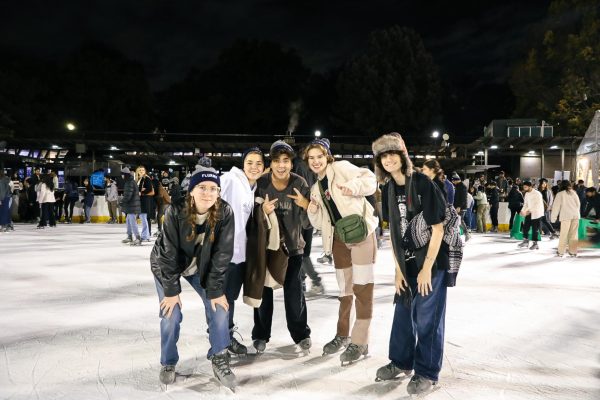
top-left (340, 343), bottom-right (368, 366)
top-left (322, 335), bottom-right (350, 355)
top-left (375, 361), bottom-right (412, 382)
top-left (529, 241), bottom-right (539, 250)
top-left (297, 337), bottom-right (312, 354)
top-left (517, 240), bottom-right (529, 248)
top-left (228, 336), bottom-right (247, 356)
top-left (253, 339), bottom-right (266, 354)
top-left (407, 374), bottom-right (437, 396)
top-left (550, 233), bottom-right (559, 240)
top-left (122, 236), bottom-right (132, 244)
top-left (159, 365), bottom-right (176, 385)
top-left (130, 237), bottom-right (142, 246)
top-left (211, 350), bottom-right (236, 390)
top-left (317, 253), bottom-right (333, 264)
top-left (306, 281), bottom-right (324, 296)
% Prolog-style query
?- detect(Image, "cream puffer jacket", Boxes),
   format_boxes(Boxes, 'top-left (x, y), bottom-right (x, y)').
top-left (307, 161), bottom-right (378, 255)
top-left (550, 189), bottom-right (581, 222)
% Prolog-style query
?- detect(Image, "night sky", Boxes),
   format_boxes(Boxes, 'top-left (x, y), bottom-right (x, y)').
top-left (1, 0), bottom-right (552, 138)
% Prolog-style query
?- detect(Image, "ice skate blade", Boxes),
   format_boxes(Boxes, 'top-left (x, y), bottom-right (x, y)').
top-left (340, 354), bottom-right (368, 367)
top-left (213, 372), bottom-right (237, 391)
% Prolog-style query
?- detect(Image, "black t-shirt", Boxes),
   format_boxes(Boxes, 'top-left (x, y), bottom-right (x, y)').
top-left (394, 173), bottom-right (448, 276)
top-left (319, 176), bottom-right (342, 224)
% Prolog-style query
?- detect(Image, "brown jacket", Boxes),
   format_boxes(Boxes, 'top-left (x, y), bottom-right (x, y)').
top-left (156, 184), bottom-right (171, 205)
top-left (243, 199), bottom-right (288, 307)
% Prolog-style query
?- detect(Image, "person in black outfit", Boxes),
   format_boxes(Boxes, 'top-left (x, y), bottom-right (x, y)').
top-left (583, 187), bottom-right (600, 218)
top-left (372, 132), bottom-right (450, 396)
top-left (507, 184), bottom-right (524, 231)
top-left (251, 140), bottom-right (312, 354)
top-left (538, 179), bottom-right (558, 239)
top-left (451, 173), bottom-right (471, 241)
top-left (293, 155), bottom-right (324, 295)
top-left (486, 182), bottom-right (500, 232)
top-left (136, 165), bottom-right (154, 241)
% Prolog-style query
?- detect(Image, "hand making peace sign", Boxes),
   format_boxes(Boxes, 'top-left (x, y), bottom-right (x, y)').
top-left (287, 188), bottom-right (310, 210)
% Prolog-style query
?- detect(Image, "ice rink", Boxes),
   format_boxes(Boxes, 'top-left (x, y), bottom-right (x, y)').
top-left (1, 223), bottom-right (599, 400)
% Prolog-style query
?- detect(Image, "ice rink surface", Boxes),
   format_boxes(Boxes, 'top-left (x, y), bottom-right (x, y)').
top-left (1, 223), bottom-right (599, 400)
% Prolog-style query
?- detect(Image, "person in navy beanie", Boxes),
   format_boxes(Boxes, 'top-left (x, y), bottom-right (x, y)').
top-left (150, 165), bottom-right (237, 389)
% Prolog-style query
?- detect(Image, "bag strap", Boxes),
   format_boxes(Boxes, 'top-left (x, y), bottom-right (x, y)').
top-left (318, 180), bottom-right (338, 224)
top-left (319, 179), bottom-right (368, 222)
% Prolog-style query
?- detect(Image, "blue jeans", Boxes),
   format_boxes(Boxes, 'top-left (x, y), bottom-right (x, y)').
top-left (388, 270), bottom-right (448, 382)
top-left (154, 275), bottom-right (230, 365)
top-left (84, 205), bottom-right (92, 222)
top-left (139, 213), bottom-right (150, 240)
top-left (0, 196), bottom-right (11, 225)
top-left (126, 213), bottom-right (140, 239)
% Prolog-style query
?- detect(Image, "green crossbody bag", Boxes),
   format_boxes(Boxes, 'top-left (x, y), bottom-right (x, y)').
top-left (318, 181), bottom-right (368, 244)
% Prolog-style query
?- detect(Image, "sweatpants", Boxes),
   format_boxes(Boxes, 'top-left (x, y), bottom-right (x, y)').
top-left (331, 232), bottom-right (377, 345)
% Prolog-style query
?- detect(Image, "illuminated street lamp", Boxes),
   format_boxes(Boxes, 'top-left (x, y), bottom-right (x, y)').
top-left (315, 130), bottom-right (322, 137)
top-left (432, 131), bottom-right (440, 138)
top-left (66, 122), bottom-right (76, 131)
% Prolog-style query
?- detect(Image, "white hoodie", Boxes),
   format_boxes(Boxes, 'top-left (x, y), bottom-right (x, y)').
top-left (220, 166), bottom-right (256, 264)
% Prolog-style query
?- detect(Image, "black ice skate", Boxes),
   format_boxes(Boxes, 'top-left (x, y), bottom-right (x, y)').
top-left (518, 240), bottom-right (529, 248)
top-left (297, 337), bottom-right (312, 354)
top-left (407, 374), bottom-right (437, 396)
top-left (228, 336), bottom-right (247, 356)
top-left (306, 281), bottom-right (325, 296)
top-left (375, 362), bottom-right (412, 382)
top-left (317, 253), bottom-right (333, 264)
top-left (253, 339), bottom-right (266, 354)
top-left (211, 350), bottom-right (236, 390)
top-left (340, 343), bottom-right (368, 366)
top-left (322, 335), bottom-right (350, 355)
top-left (529, 241), bottom-right (539, 250)
top-left (159, 365), bottom-right (176, 385)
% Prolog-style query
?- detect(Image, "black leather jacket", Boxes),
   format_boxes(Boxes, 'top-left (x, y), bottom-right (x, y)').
top-left (150, 198), bottom-right (234, 299)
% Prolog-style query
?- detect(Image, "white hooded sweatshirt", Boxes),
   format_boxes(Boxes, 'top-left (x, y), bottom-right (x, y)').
top-left (219, 166), bottom-right (256, 264)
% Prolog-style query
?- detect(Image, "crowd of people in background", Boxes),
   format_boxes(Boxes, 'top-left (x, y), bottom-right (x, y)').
top-left (0, 166), bottom-right (183, 235)
top-left (2, 161), bottom-right (600, 257)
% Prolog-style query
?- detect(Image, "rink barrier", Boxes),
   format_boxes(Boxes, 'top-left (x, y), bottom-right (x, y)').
top-left (11, 195), bottom-right (515, 230)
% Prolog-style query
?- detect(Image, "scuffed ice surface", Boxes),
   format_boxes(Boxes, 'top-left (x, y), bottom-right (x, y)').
top-left (1, 224), bottom-right (599, 399)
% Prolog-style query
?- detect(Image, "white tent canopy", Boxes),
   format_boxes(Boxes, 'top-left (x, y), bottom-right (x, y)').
top-left (576, 110), bottom-right (600, 188)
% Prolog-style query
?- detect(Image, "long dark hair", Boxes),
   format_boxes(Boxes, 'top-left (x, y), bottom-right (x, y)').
top-left (185, 194), bottom-right (221, 243)
top-left (43, 174), bottom-right (55, 191)
top-left (374, 150), bottom-right (412, 181)
top-left (423, 159), bottom-right (444, 181)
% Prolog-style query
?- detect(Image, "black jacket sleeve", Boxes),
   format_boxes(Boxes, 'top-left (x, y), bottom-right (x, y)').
top-left (155, 205), bottom-right (183, 297)
top-left (205, 204), bottom-right (235, 299)
top-left (381, 182), bottom-right (390, 223)
top-left (121, 179), bottom-right (133, 204)
top-left (453, 184), bottom-right (468, 210)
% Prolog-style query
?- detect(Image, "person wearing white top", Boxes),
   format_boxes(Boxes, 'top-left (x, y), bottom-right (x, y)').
top-left (219, 147), bottom-right (265, 356)
top-left (518, 181), bottom-right (545, 250)
top-left (37, 174), bottom-right (56, 228)
top-left (550, 181), bottom-right (581, 256)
